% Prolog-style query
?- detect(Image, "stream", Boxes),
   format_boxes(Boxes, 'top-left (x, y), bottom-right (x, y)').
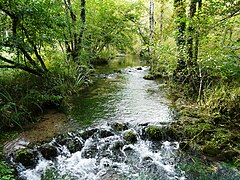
top-left (4, 56), bottom-right (240, 180)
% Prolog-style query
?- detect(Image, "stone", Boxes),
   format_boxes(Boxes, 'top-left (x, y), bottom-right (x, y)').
top-left (111, 122), bottom-right (128, 132)
top-left (98, 129), bottom-right (114, 138)
top-left (79, 128), bottom-right (98, 140)
top-left (65, 138), bottom-right (83, 153)
top-left (81, 144), bottom-right (98, 158)
top-left (112, 140), bottom-right (124, 150)
top-left (123, 130), bottom-right (137, 144)
top-left (55, 133), bottom-right (70, 146)
top-left (40, 144), bottom-right (58, 160)
top-left (136, 67), bottom-right (143, 70)
top-left (143, 125), bottom-right (179, 141)
top-left (100, 170), bottom-right (120, 180)
top-left (15, 148), bottom-right (38, 168)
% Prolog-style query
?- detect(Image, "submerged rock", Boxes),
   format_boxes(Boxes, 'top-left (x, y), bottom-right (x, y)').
top-left (98, 129), bottom-right (114, 138)
top-left (40, 144), bottom-right (58, 160)
top-left (123, 130), bottom-right (137, 144)
top-left (111, 140), bottom-right (124, 150)
top-left (100, 170), bottom-right (120, 180)
top-left (79, 128), bottom-right (98, 140)
top-left (15, 148), bottom-right (38, 168)
top-left (65, 137), bottom-right (84, 153)
top-left (81, 143), bottom-right (98, 158)
top-left (143, 125), bottom-right (179, 141)
top-left (111, 122), bottom-right (128, 132)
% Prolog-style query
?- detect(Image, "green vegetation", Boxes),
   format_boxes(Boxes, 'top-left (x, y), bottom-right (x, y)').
top-left (0, 133), bottom-right (17, 180)
top-left (0, 0), bottom-right (145, 177)
top-left (145, 0), bottom-right (240, 169)
top-left (0, 0), bottom-right (240, 177)
top-left (0, 0), bottom-right (145, 130)
top-left (176, 155), bottom-right (240, 180)
top-left (123, 130), bottom-right (138, 144)
top-left (0, 161), bottom-right (15, 180)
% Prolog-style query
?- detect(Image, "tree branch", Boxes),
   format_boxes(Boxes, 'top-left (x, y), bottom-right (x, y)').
top-left (0, 55), bottom-right (43, 76)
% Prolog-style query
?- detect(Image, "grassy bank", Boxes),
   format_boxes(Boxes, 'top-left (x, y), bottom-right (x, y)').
top-left (167, 80), bottom-right (240, 168)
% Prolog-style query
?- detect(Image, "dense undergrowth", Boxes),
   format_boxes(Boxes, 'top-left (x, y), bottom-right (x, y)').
top-left (0, 63), bottom-right (91, 130)
top-left (165, 77), bottom-right (240, 169)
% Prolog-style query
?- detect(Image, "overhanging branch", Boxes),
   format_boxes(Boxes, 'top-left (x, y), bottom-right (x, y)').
top-left (0, 55), bottom-right (43, 76)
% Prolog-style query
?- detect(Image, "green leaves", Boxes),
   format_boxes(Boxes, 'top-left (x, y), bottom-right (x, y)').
top-left (0, 161), bottom-right (15, 180)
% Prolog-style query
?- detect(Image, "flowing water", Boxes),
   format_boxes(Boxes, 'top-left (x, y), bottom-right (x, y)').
top-left (6, 56), bottom-right (240, 180)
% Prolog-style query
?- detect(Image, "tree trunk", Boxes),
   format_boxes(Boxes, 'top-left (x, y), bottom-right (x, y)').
top-left (63, 0), bottom-right (86, 62)
top-left (194, 0), bottom-right (202, 61)
top-left (149, 0), bottom-right (154, 55)
top-left (186, 0), bottom-right (197, 66)
top-left (159, 0), bottom-right (164, 41)
top-left (74, 0), bottom-right (86, 62)
top-left (174, 0), bottom-right (186, 72)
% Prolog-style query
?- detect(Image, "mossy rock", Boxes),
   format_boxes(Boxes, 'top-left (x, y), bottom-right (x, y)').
top-left (143, 73), bottom-right (162, 80)
top-left (55, 133), bottom-right (71, 146)
top-left (40, 144), bottom-right (58, 160)
top-left (143, 74), bottom-right (155, 80)
top-left (79, 128), bottom-right (98, 140)
top-left (111, 122), bottom-right (128, 132)
top-left (123, 130), bottom-right (137, 144)
top-left (65, 138), bottom-right (84, 153)
top-left (145, 126), bottom-right (163, 140)
top-left (15, 148), bottom-right (38, 168)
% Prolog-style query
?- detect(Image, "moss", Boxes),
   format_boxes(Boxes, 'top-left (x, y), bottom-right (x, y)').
top-left (202, 142), bottom-right (221, 157)
top-left (145, 126), bottom-right (164, 141)
top-left (40, 144), bottom-right (58, 160)
top-left (15, 148), bottom-right (37, 167)
top-left (144, 125), bottom-right (179, 141)
top-left (111, 122), bottom-right (128, 132)
top-left (123, 130), bottom-right (137, 144)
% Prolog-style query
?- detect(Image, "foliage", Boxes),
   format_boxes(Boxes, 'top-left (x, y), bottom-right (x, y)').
top-left (177, 156), bottom-right (240, 180)
top-left (41, 167), bottom-right (73, 180)
top-left (0, 0), bottom-right (63, 76)
top-left (0, 161), bottom-right (15, 180)
top-left (82, 0), bottom-right (145, 61)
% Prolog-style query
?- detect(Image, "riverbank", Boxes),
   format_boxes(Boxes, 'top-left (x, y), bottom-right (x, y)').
top-left (166, 81), bottom-right (240, 169)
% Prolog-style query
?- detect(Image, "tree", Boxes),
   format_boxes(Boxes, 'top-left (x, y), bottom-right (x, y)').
top-left (62, 0), bottom-right (86, 62)
top-left (0, 0), bottom-right (63, 76)
top-left (82, 0), bottom-right (144, 61)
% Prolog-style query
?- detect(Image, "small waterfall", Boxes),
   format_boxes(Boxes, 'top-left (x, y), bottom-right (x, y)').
top-left (15, 123), bottom-right (185, 180)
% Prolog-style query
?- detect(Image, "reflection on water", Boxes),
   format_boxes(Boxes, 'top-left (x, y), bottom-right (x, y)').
top-left (71, 55), bottom-right (174, 128)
